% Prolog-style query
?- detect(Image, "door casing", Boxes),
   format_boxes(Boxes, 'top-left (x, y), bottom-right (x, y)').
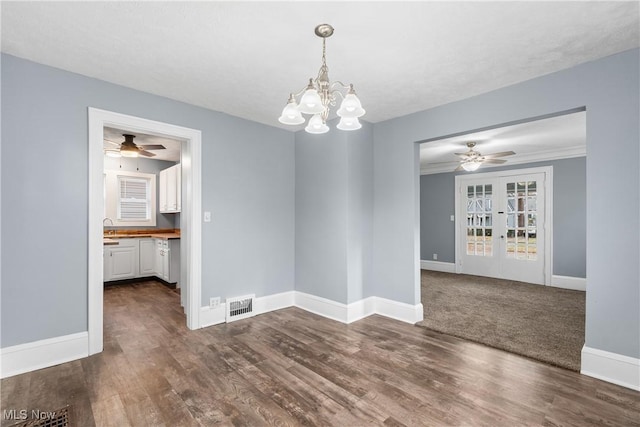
top-left (88, 108), bottom-right (202, 355)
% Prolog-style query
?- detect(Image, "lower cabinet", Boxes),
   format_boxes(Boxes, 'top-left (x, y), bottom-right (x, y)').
top-left (139, 239), bottom-right (156, 276)
top-left (155, 238), bottom-right (180, 284)
top-left (104, 239), bottom-right (138, 281)
top-left (104, 237), bottom-right (180, 284)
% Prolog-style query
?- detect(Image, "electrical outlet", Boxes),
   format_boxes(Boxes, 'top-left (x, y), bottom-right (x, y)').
top-left (210, 297), bottom-right (220, 308)
top-left (433, 253), bottom-right (438, 260)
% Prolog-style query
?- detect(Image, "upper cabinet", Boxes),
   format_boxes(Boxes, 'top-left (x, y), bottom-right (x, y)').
top-left (159, 163), bottom-right (181, 213)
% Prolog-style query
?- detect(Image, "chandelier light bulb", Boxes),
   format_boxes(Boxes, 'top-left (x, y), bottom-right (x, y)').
top-left (299, 84), bottom-right (324, 114)
top-left (337, 91), bottom-right (365, 118)
top-left (337, 116), bottom-right (362, 131)
top-left (278, 95), bottom-right (304, 125)
top-left (305, 114), bottom-right (329, 134)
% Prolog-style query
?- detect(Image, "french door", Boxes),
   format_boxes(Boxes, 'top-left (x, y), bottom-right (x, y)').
top-left (457, 170), bottom-right (549, 285)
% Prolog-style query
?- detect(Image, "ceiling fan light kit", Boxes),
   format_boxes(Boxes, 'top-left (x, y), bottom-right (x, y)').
top-left (461, 160), bottom-right (481, 172)
top-left (104, 134), bottom-right (167, 158)
top-left (278, 24), bottom-right (365, 134)
top-left (453, 142), bottom-right (515, 172)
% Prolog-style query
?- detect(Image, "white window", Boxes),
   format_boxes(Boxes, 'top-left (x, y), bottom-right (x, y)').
top-left (105, 170), bottom-right (157, 227)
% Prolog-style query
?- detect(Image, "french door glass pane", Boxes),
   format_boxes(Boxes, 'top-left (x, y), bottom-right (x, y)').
top-left (466, 184), bottom-right (493, 256)
top-left (505, 180), bottom-right (538, 261)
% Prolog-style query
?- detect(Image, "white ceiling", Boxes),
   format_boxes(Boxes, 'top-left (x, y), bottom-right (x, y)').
top-left (2, 2), bottom-right (638, 131)
top-left (104, 127), bottom-right (182, 162)
top-left (420, 111), bottom-right (586, 174)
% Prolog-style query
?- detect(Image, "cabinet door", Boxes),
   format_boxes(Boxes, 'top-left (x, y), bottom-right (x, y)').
top-left (168, 239), bottom-right (181, 284)
top-left (139, 239), bottom-right (155, 276)
top-left (159, 169), bottom-right (168, 212)
top-left (175, 164), bottom-right (181, 212)
top-left (109, 246), bottom-right (137, 280)
top-left (166, 165), bottom-right (177, 212)
top-left (154, 239), bottom-right (163, 278)
top-left (103, 247), bottom-right (111, 282)
top-left (160, 241), bottom-right (169, 281)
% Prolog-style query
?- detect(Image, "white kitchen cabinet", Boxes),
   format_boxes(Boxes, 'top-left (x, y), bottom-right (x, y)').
top-left (159, 164), bottom-right (181, 213)
top-left (159, 169), bottom-right (167, 212)
top-left (139, 238), bottom-right (155, 276)
top-left (104, 237), bottom-right (180, 284)
top-left (154, 238), bottom-right (180, 284)
top-left (104, 239), bottom-right (138, 281)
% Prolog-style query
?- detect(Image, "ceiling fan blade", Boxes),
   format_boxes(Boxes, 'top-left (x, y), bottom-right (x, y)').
top-left (483, 159), bottom-right (507, 164)
top-left (138, 150), bottom-right (157, 157)
top-left (453, 152), bottom-right (471, 157)
top-left (140, 144), bottom-right (166, 150)
top-left (484, 151), bottom-right (515, 158)
top-left (425, 160), bottom-right (462, 165)
top-left (104, 139), bottom-right (120, 146)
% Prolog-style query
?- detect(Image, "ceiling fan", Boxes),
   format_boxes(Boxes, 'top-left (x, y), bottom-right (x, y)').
top-left (452, 142), bottom-right (515, 172)
top-left (104, 134), bottom-right (166, 158)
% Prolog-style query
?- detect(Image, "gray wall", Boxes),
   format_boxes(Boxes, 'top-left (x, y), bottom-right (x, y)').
top-left (420, 157), bottom-right (587, 278)
top-left (1, 54), bottom-right (295, 347)
top-left (373, 48), bottom-right (639, 359)
top-left (295, 120), bottom-right (373, 304)
top-left (103, 156), bottom-right (178, 230)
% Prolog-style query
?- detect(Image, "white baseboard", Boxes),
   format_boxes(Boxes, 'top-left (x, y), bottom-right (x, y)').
top-left (200, 290), bottom-right (422, 329)
top-left (420, 260), bottom-right (456, 273)
top-left (200, 304), bottom-right (226, 328)
top-left (254, 291), bottom-right (295, 315)
top-left (346, 297), bottom-right (376, 323)
top-left (294, 291), bottom-right (352, 323)
top-left (581, 345), bottom-right (640, 391)
top-left (374, 297), bottom-right (424, 324)
top-left (551, 275), bottom-right (586, 291)
top-left (1, 332), bottom-right (89, 379)
top-left (294, 292), bottom-right (422, 325)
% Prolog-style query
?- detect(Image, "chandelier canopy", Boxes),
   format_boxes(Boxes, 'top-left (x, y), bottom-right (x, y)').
top-left (278, 24), bottom-right (365, 134)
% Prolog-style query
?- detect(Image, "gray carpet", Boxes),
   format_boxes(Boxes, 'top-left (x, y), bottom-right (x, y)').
top-left (417, 270), bottom-right (585, 371)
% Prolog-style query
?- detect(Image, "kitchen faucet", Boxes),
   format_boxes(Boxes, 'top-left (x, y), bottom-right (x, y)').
top-left (103, 217), bottom-right (115, 235)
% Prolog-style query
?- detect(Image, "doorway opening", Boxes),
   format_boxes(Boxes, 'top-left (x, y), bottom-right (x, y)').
top-left (416, 109), bottom-right (586, 370)
top-left (88, 108), bottom-right (202, 355)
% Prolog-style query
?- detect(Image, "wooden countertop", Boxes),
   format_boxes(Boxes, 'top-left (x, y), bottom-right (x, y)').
top-left (103, 229), bottom-right (180, 243)
top-left (104, 233), bottom-right (180, 240)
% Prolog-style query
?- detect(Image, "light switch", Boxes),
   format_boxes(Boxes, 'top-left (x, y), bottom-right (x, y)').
top-left (450, 215), bottom-right (455, 221)
top-left (203, 211), bottom-right (211, 222)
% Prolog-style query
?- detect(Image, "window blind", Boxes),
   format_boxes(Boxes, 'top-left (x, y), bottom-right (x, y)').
top-left (118, 176), bottom-right (150, 220)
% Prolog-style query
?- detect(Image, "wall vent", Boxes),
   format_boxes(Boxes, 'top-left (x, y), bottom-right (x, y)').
top-left (225, 294), bottom-right (255, 322)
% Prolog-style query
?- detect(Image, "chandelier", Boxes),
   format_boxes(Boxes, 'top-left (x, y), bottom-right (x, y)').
top-left (278, 24), bottom-right (365, 134)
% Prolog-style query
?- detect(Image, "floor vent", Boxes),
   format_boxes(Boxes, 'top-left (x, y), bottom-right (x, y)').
top-left (226, 294), bottom-right (255, 322)
top-left (10, 406), bottom-right (71, 427)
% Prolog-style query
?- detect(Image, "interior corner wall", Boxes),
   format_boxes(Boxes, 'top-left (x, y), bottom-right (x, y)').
top-left (420, 156), bottom-right (587, 278)
top-left (1, 54), bottom-right (295, 348)
top-left (373, 48), bottom-right (639, 360)
top-left (294, 120), bottom-right (374, 304)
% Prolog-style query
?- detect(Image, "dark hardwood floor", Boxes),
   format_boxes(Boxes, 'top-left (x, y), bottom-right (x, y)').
top-left (2, 280), bottom-right (639, 426)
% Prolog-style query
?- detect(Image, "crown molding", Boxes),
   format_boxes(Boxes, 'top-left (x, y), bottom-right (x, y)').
top-left (420, 146), bottom-right (586, 175)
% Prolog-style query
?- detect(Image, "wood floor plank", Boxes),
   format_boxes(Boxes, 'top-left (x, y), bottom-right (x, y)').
top-left (1, 280), bottom-right (638, 426)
